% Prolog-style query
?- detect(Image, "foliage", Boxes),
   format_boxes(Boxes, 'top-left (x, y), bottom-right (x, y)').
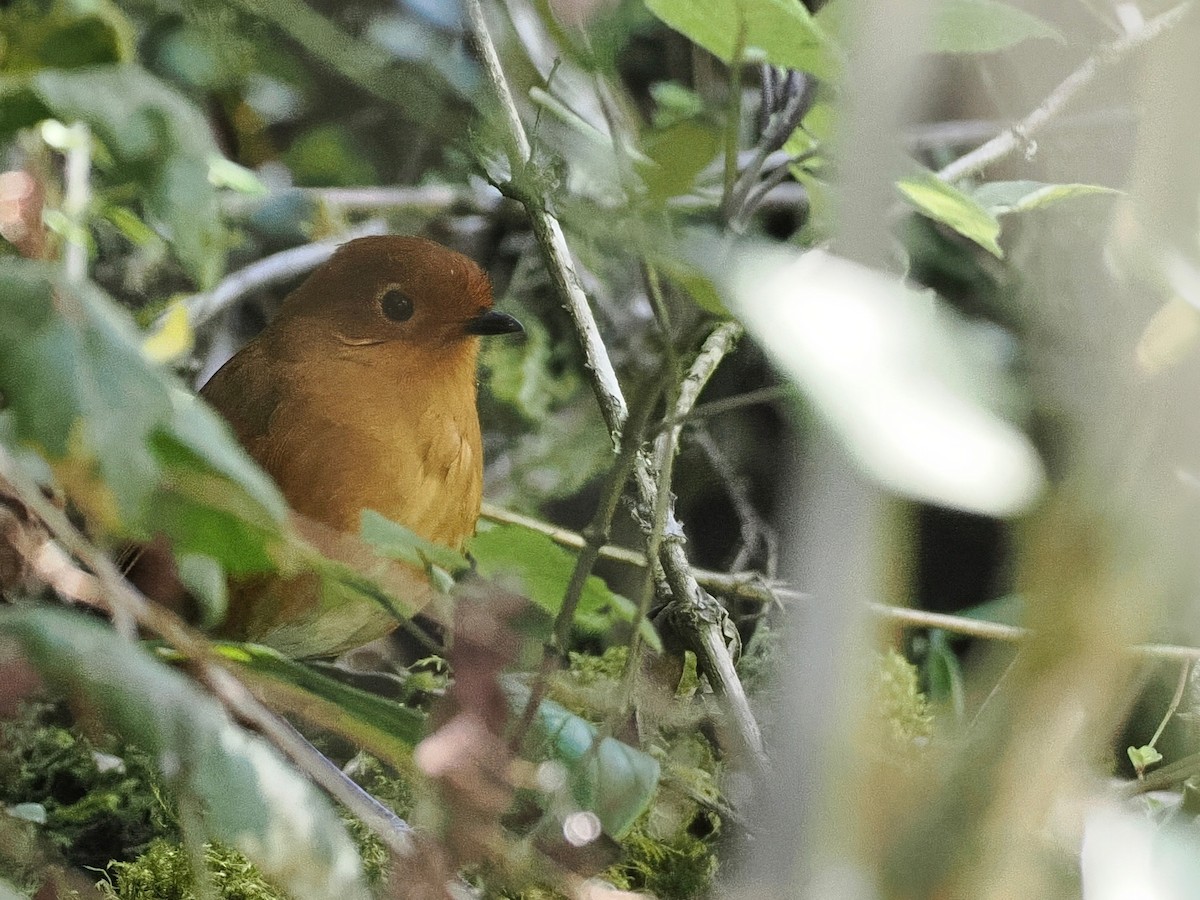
top-left (0, 0), bottom-right (1184, 895)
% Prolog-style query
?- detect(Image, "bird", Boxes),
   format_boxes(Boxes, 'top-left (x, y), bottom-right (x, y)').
top-left (198, 235), bottom-right (523, 656)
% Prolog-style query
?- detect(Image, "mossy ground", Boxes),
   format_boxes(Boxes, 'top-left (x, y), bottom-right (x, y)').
top-left (0, 643), bottom-right (930, 899)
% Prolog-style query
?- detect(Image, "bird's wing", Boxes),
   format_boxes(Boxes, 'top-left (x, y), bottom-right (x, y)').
top-left (199, 344), bottom-right (284, 465)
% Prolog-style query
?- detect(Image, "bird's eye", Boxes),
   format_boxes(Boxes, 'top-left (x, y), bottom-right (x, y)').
top-left (379, 287), bottom-right (415, 323)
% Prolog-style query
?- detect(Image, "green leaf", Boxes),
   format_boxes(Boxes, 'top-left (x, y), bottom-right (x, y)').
top-left (1127, 744), bottom-right (1163, 773)
top-left (200, 642), bottom-right (427, 758)
top-left (0, 262), bottom-right (292, 609)
top-left (932, 0), bottom-right (1062, 53)
top-left (923, 630), bottom-right (965, 720)
top-left (0, 607), bottom-right (370, 900)
top-left (23, 64), bottom-right (226, 286)
top-left (506, 680), bottom-right (660, 839)
top-left (637, 117), bottom-right (722, 202)
top-left (897, 171), bottom-right (1003, 257)
top-left (970, 180), bottom-right (1120, 217)
top-left (645, 0), bottom-right (837, 78)
top-left (360, 509), bottom-right (469, 573)
top-left (469, 525), bottom-right (662, 651)
top-left (0, 261), bottom-right (170, 528)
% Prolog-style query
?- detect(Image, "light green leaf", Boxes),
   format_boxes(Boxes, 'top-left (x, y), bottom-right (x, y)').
top-left (1127, 744), bottom-right (1163, 773)
top-left (645, 0), bottom-right (838, 78)
top-left (505, 680), bottom-right (660, 839)
top-left (0, 607), bottom-right (370, 900)
top-left (360, 509), bottom-right (469, 573)
top-left (637, 117), bottom-right (722, 202)
top-left (897, 171), bottom-right (1003, 257)
top-left (932, 0), bottom-right (1062, 53)
top-left (733, 248), bottom-right (1044, 516)
top-left (470, 525), bottom-right (662, 651)
top-left (970, 179), bottom-right (1120, 216)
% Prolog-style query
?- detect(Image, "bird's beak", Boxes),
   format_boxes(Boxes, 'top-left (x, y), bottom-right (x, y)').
top-left (464, 309), bottom-right (524, 336)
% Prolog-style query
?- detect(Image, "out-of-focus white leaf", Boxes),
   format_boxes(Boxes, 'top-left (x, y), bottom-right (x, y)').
top-left (734, 249), bottom-right (1044, 516)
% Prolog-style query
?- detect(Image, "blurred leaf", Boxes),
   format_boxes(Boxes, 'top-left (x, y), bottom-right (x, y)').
top-left (284, 124), bottom-right (377, 187)
top-left (506, 680), bottom-right (660, 839)
top-left (360, 509), bottom-right (469, 573)
top-left (649, 82), bottom-right (704, 128)
top-left (646, 0), bottom-right (837, 78)
top-left (959, 593), bottom-right (1024, 626)
top-left (481, 315), bottom-right (583, 422)
top-left (207, 155), bottom-right (268, 196)
top-left (637, 117), bottom-right (722, 202)
top-left (0, 3), bottom-right (132, 73)
top-left (0, 261), bottom-right (170, 529)
top-left (898, 171), bottom-right (1003, 257)
top-left (470, 525), bottom-right (662, 650)
top-left (970, 179), bottom-right (1119, 216)
top-left (733, 248), bottom-right (1044, 516)
top-left (223, 0), bottom-right (469, 135)
top-left (12, 64), bottom-right (226, 285)
top-left (0, 606), bottom-right (370, 900)
top-left (141, 300), bottom-right (194, 363)
top-left (923, 630), bottom-right (965, 720)
top-left (1137, 296), bottom-right (1200, 376)
top-left (932, 0), bottom-right (1062, 53)
top-left (0, 261), bottom-right (292, 587)
top-left (176, 553), bottom-right (227, 627)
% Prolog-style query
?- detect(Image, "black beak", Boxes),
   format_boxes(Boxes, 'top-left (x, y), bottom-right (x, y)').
top-left (464, 309), bottom-right (524, 336)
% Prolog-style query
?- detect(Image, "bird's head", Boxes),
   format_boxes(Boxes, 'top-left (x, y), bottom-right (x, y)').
top-left (275, 235), bottom-right (523, 361)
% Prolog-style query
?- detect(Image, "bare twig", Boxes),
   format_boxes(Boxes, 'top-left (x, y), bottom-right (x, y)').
top-left (1145, 661), bottom-right (1191, 752)
top-left (0, 449), bottom-right (415, 857)
top-left (692, 427), bottom-right (779, 576)
top-left (466, 0), bottom-right (766, 765)
top-left (936, 2), bottom-right (1192, 183)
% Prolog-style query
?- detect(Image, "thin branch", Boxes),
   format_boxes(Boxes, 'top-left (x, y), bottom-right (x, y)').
top-left (692, 427), bottom-right (779, 576)
top-left (466, 0), bottom-right (766, 765)
top-left (0, 449), bottom-right (415, 858)
top-left (482, 503), bottom-right (1200, 663)
top-left (936, 2), bottom-right (1192, 183)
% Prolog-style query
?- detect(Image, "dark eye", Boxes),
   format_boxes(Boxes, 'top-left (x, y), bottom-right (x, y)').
top-left (379, 288), bottom-right (414, 322)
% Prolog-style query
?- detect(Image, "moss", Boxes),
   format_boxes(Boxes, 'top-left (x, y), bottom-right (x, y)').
top-left (0, 702), bottom-right (174, 874)
top-left (96, 840), bottom-right (284, 900)
top-left (874, 649), bottom-right (933, 753)
top-left (601, 806), bottom-right (718, 899)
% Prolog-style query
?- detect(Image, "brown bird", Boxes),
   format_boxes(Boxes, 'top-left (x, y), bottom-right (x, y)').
top-left (200, 235), bottom-right (522, 655)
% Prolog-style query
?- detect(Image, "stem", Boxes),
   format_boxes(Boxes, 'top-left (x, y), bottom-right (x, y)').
top-left (61, 123), bottom-right (91, 284)
top-left (721, 20), bottom-right (748, 215)
top-left (1147, 661), bottom-right (1191, 750)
